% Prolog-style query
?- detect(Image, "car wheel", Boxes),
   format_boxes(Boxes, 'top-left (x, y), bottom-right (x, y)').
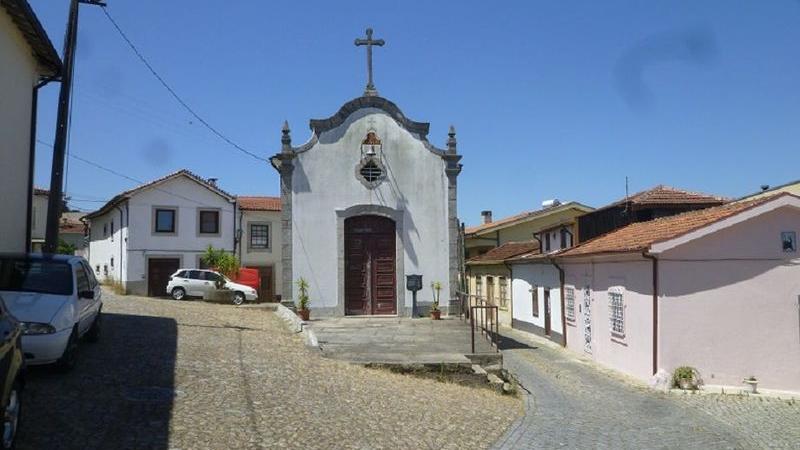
top-left (1, 379), bottom-right (21, 450)
top-left (86, 310), bottom-right (101, 343)
top-left (233, 291), bottom-right (245, 306)
top-left (55, 328), bottom-right (78, 372)
top-left (171, 287), bottom-right (186, 301)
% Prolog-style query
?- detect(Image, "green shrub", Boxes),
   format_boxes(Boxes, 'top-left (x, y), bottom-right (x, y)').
top-left (296, 277), bottom-right (310, 311)
top-left (200, 245), bottom-right (239, 277)
top-left (672, 366), bottom-right (700, 389)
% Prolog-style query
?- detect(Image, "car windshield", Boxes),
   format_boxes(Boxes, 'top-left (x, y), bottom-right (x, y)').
top-left (0, 257), bottom-right (73, 296)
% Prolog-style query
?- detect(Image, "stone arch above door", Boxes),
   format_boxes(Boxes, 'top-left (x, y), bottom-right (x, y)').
top-left (336, 205), bottom-right (405, 316)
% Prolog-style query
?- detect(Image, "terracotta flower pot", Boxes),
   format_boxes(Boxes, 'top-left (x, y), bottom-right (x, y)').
top-left (743, 379), bottom-right (758, 394)
top-left (298, 309), bottom-right (310, 321)
top-left (430, 310), bottom-right (441, 320)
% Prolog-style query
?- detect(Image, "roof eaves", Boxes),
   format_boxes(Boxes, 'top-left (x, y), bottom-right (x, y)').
top-left (1, 0), bottom-right (62, 76)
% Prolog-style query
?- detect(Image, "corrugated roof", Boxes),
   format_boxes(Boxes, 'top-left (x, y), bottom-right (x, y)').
top-left (238, 196), bottom-right (281, 211)
top-left (1, 0), bottom-right (61, 76)
top-left (467, 240), bottom-right (539, 264)
top-left (559, 194), bottom-right (784, 257)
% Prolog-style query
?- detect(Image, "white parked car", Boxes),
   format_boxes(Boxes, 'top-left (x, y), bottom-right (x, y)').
top-left (166, 269), bottom-right (257, 305)
top-left (0, 254), bottom-right (102, 371)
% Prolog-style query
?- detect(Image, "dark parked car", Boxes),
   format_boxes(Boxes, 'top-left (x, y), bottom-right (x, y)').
top-left (0, 295), bottom-right (23, 449)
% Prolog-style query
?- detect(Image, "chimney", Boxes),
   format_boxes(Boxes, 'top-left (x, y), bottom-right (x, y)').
top-left (481, 210), bottom-right (492, 224)
top-left (208, 177), bottom-right (218, 187)
top-left (760, 184), bottom-right (770, 192)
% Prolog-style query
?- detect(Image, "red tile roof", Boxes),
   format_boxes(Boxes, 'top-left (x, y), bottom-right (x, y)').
top-left (465, 202), bottom-right (592, 235)
top-left (237, 196), bottom-right (281, 211)
top-left (559, 194), bottom-right (782, 257)
top-left (467, 240), bottom-right (540, 264)
top-left (605, 185), bottom-right (726, 210)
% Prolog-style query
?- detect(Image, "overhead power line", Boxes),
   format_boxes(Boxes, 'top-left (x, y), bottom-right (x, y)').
top-left (100, 8), bottom-right (267, 163)
top-left (36, 140), bottom-right (238, 214)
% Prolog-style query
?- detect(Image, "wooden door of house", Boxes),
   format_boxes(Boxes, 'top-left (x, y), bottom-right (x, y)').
top-left (257, 266), bottom-right (273, 301)
top-left (344, 216), bottom-right (396, 315)
top-left (148, 258), bottom-right (180, 297)
top-left (543, 288), bottom-right (551, 336)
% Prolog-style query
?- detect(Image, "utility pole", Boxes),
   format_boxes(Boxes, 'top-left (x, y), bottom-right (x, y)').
top-left (43, 0), bottom-right (106, 254)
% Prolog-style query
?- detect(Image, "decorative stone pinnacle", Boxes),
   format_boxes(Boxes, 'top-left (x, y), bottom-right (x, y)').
top-left (281, 120), bottom-right (292, 152)
top-left (447, 125), bottom-right (457, 153)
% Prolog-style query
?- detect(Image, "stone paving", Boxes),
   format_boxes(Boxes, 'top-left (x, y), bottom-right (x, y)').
top-left (17, 290), bottom-right (520, 450)
top-left (309, 316), bottom-right (496, 364)
top-left (493, 327), bottom-right (800, 450)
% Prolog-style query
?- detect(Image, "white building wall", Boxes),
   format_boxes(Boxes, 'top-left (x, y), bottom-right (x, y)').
top-left (0, 9), bottom-right (38, 252)
top-left (30, 193), bottom-right (48, 248)
top-left (239, 209), bottom-right (282, 300)
top-left (291, 110), bottom-right (451, 315)
top-left (87, 207), bottom-right (127, 284)
top-left (510, 262), bottom-right (564, 342)
top-left (124, 176), bottom-right (235, 295)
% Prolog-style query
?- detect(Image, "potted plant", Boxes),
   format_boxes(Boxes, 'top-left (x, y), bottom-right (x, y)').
top-left (743, 376), bottom-right (758, 394)
top-left (430, 281), bottom-right (442, 320)
top-left (672, 366), bottom-right (700, 390)
top-left (295, 277), bottom-right (310, 321)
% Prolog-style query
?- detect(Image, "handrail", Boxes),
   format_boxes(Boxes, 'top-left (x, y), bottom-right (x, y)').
top-left (470, 305), bottom-right (499, 353)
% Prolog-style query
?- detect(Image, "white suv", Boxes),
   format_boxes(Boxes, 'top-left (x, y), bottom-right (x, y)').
top-left (166, 269), bottom-right (257, 305)
top-left (0, 253), bottom-right (102, 370)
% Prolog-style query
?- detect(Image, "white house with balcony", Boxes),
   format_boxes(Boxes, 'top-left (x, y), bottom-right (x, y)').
top-left (0, 0), bottom-right (61, 252)
top-left (84, 170), bottom-right (236, 296)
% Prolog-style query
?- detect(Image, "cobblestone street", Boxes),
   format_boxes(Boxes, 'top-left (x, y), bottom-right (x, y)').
top-left (493, 328), bottom-right (800, 450)
top-left (17, 291), bottom-right (520, 449)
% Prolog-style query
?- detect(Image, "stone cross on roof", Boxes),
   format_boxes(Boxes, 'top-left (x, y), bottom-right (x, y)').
top-left (354, 27), bottom-right (385, 97)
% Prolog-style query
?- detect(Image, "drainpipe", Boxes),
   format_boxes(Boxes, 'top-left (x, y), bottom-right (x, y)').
top-left (642, 251), bottom-right (659, 375)
top-left (26, 77), bottom-right (58, 251)
top-left (237, 207), bottom-right (244, 265)
top-left (114, 204), bottom-right (124, 288)
top-left (548, 256), bottom-right (567, 347)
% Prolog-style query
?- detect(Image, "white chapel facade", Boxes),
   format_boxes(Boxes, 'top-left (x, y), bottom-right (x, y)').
top-left (270, 30), bottom-right (462, 316)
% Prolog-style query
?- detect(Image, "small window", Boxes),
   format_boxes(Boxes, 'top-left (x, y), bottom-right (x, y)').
top-left (565, 287), bottom-right (576, 321)
top-left (103, 223), bottom-right (107, 237)
top-left (95, 265), bottom-right (100, 273)
top-left (110, 257), bottom-right (114, 268)
top-left (360, 160), bottom-right (382, 182)
top-left (199, 210), bottom-right (219, 234)
top-left (155, 209), bottom-right (176, 233)
top-left (609, 290), bottom-right (625, 336)
top-left (531, 286), bottom-right (539, 317)
top-left (560, 228), bottom-right (568, 249)
top-left (475, 277), bottom-right (483, 298)
top-left (544, 233), bottom-right (551, 252)
top-left (111, 220), bottom-right (115, 237)
top-left (499, 277), bottom-right (508, 308)
top-left (103, 264), bottom-right (108, 275)
top-left (249, 224), bottom-right (269, 249)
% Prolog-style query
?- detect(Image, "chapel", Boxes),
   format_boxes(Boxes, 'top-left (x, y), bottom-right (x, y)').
top-left (270, 29), bottom-right (462, 316)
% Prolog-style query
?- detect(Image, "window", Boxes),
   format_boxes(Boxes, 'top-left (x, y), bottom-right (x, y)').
top-left (499, 277), bottom-right (508, 308)
top-left (103, 264), bottom-right (108, 275)
top-left (103, 223), bottom-right (107, 237)
top-left (475, 276), bottom-right (483, 298)
top-left (360, 160), bottom-right (382, 182)
top-left (531, 286), bottom-right (539, 317)
top-left (487, 277), bottom-right (495, 304)
top-left (565, 287), bottom-right (576, 321)
top-left (155, 208), bottom-right (176, 233)
top-left (544, 233), bottom-right (551, 252)
top-left (250, 223), bottom-right (270, 250)
top-left (175, 270), bottom-right (188, 278)
top-left (110, 257), bottom-right (114, 268)
top-left (111, 220), bottom-right (115, 237)
top-left (76, 265), bottom-right (90, 292)
top-left (609, 290), bottom-right (625, 335)
top-left (95, 265), bottom-right (100, 273)
top-left (560, 228), bottom-right (568, 249)
top-left (199, 210), bottom-right (220, 234)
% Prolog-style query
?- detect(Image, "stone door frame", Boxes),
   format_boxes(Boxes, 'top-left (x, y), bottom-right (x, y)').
top-left (336, 205), bottom-right (405, 317)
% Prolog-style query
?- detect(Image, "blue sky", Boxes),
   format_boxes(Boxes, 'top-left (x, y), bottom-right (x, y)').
top-left (29, 0), bottom-right (800, 226)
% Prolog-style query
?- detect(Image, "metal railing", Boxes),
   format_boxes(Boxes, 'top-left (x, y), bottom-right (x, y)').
top-left (456, 291), bottom-right (500, 353)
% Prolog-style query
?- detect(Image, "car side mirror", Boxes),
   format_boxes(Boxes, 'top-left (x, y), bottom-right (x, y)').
top-left (79, 290), bottom-right (94, 299)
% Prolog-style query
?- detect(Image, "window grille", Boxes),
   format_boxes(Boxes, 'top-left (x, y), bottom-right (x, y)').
top-left (531, 286), bottom-right (539, 317)
top-left (499, 277), bottom-right (508, 307)
top-left (565, 287), bottom-right (575, 321)
top-left (250, 224), bottom-right (269, 249)
top-left (609, 291), bottom-right (624, 335)
top-left (360, 160), bottom-right (383, 182)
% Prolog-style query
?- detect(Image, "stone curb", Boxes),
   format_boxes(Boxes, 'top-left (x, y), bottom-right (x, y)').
top-left (275, 303), bottom-right (318, 348)
top-left (665, 385), bottom-right (800, 401)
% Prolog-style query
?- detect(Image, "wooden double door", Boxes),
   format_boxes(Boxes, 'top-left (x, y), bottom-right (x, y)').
top-left (344, 215), bottom-right (397, 315)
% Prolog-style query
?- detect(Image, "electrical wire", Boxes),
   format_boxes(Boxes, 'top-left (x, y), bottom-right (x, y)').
top-left (100, 8), bottom-right (267, 163)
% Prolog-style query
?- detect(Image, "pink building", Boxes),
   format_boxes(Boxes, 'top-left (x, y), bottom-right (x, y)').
top-left (556, 193), bottom-right (800, 392)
